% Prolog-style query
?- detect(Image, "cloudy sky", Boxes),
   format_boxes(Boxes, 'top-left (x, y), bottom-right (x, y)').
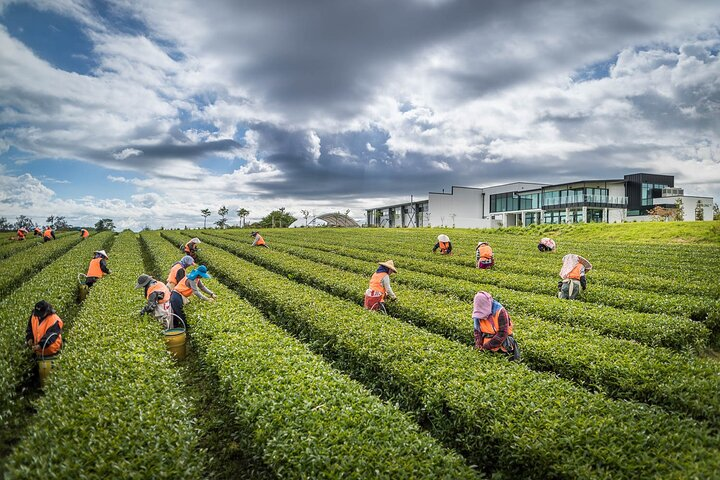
top-left (1, 0), bottom-right (719, 229)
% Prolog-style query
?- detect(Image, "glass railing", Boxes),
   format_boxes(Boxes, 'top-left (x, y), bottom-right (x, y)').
top-left (542, 195), bottom-right (628, 207)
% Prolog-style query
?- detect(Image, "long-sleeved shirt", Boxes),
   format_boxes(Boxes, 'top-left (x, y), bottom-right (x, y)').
top-left (26, 314), bottom-right (62, 349)
top-left (473, 308), bottom-right (510, 351)
top-left (432, 242), bottom-right (452, 254)
top-left (380, 274), bottom-right (395, 299)
top-left (98, 258), bottom-right (110, 274)
top-left (187, 278), bottom-right (214, 301)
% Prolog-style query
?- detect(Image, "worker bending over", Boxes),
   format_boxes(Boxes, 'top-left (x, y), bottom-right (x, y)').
top-left (472, 291), bottom-right (520, 360)
top-left (251, 231), bottom-right (268, 247)
top-left (26, 300), bottom-right (63, 357)
top-left (33, 227), bottom-right (42, 237)
top-left (364, 260), bottom-right (397, 312)
top-left (183, 238), bottom-right (201, 260)
top-left (558, 254), bottom-right (592, 300)
top-left (432, 234), bottom-right (452, 255)
top-left (475, 242), bottom-right (494, 269)
top-left (166, 255), bottom-right (195, 290)
top-left (86, 250), bottom-right (111, 287)
top-left (538, 237), bottom-right (556, 252)
top-left (136, 274), bottom-right (173, 328)
top-left (16, 227), bottom-right (28, 240)
top-left (170, 265), bottom-right (216, 329)
top-left (43, 227), bottom-right (56, 242)
top-left (80, 228), bottom-right (89, 239)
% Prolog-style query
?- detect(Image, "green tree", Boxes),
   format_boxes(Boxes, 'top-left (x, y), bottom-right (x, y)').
top-left (216, 205), bottom-right (229, 229)
top-left (673, 199), bottom-right (684, 221)
top-left (300, 209), bottom-right (310, 227)
top-left (95, 218), bottom-right (115, 232)
top-left (0, 216), bottom-right (10, 231)
top-left (201, 208), bottom-right (211, 228)
top-left (237, 208), bottom-right (250, 227)
top-left (257, 209), bottom-right (296, 228)
top-left (713, 203), bottom-right (720, 221)
top-left (14, 215), bottom-right (35, 230)
top-left (695, 200), bottom-right (704, 221)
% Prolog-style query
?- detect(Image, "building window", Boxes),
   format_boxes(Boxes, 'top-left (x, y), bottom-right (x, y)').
top-left (641, 183), bottom-right (669, 206)
top-left (489, 192), bottom-right (521, 213)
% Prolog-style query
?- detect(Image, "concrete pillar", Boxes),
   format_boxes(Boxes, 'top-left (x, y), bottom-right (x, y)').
top-left (565, 208), bottom-right (570, 224)
top-left (603, 208), bottom-right (608, 223)
top-left (582, 206), bottom-right (588, 223)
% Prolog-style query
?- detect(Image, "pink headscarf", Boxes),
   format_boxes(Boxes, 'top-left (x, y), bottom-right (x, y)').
top-left (540, 238), bottom-right (556, 250)
top-left (560, 254), bottom-right (592, 279)
top-left (473, 291), bottom-right (493, 319)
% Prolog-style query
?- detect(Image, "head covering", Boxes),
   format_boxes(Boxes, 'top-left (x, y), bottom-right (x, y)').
top-left (190, 238), bottom-right (201, 244)
top-left (250, 231), bottom-right (258, 236)
top-left (378, 260), bottom-right (397, 273)
top-left (33, 300), bottom-right (54, 318)
top-left (476, 241), bottom-right (488, 248)
top-left (540, 238), bottom-right (556, 249)
top-left (473, 292), bottom-right (493, 319)
top-left (437, 234), bottom-right (450, 243)
top-left (187, 264), bottom-right (211, 280)
top-left (135, 274), bottom-right (152, 289)
top-left (560, 254), bottom-right (592, 278)
top-left (94, 250), bottom-right (108, 259)
top-left (180, 255), bottom-right (195, 267)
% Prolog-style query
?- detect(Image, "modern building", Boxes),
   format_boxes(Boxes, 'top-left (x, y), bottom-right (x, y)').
top-left (366, 173), bottom-right (714, 228)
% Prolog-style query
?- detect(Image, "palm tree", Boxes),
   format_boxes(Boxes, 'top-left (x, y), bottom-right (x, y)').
top-left (201, 209), bottom-right (211, 229)
top-left (217, 205), bottom-right (229, 229)
top-left (237, 208), bottom-right (249, 227)
top-left (301, 209), bottom-right (310, 227)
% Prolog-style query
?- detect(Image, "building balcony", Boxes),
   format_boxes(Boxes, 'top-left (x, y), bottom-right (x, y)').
top-left (542, 195), bottom-right (628, 210)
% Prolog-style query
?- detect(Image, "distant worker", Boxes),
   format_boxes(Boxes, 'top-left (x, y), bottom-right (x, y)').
top-left (135, 274), bottom-right (173, 328)
top-left (183, 237), bottom-right (201, 260)
top-left (558, 254), bottom-right (592, 300)
top-left (170, 265), bottom-right (216, 329)
top-left (432, 234), bottom-right (452, 255)
top-left (80, 228), bottom-right (89, 239)
top-left (166, 255), bottom-right (195, 291)
top-left (16, 227), bottom-right (28, 241)
top-left (475, 242), bottom-right (494, 269)
top-left (33, 227), bottom-right (42, 237)
top-left (364, 260), bottom-right (397, 313)
top-left (251, 231), bottom-right (268, 247)
top-left (538, 237), bottom-right (556, 252)
top-left (26, 300), bottom-right (63, 357)
top-left (472, 291), bottom-right (520, 360)
top-left (43, 227), bottom-right (56, 242)
top-left (86, 250), bottom-right (110, 288)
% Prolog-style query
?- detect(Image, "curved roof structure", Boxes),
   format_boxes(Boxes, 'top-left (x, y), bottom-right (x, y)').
top-left (315, 213), bottom-right (360, 227)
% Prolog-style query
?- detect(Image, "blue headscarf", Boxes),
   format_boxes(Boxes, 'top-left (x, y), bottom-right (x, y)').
top-left (376, 265), bottom-right (391, 274)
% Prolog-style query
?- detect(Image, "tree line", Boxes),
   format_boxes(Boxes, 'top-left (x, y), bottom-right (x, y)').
top-left (200, 206), bottom-right (296, 229)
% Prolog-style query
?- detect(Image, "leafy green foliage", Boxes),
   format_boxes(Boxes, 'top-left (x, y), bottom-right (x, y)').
top-left (141, 231), bottom-right (477, 479)
top-left (164, 231), bottom-right (720, 479)
top-left (5, 232), bottom-right (204, 478)
top-left (0, 232), bottom-right (71, 260)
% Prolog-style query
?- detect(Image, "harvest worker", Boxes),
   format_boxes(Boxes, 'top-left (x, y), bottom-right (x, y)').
top-left (135, 274), bottom-right (173, 328)
top-left (16, 227), bottom-right (28, 240)
top-left (26, 300), bottom-right (63, 357)
top-left (166, 255), bottom-right (195, 290)
top-left (80, 228), bottom-right (89, 239)
top-left (538, 237), bottom-right (556, 252)
top-left (363, 260), bottom-right (397, 312)
top-left (170, 265), bottom-right (216, 329)
top-left (475, 242), bottom-right (494, 269)
top-left (472, 291), bottom-right (520, 360)
top-left (86, 250), bottom-right (111, 288)
top-left (183, 238), bottom-right (201, 260)
top-left (250, 231), bottom-right (268, 247)
top-left (558, 254), bottom-right (592, 300)
top-left (43, 227), bottom-right (56, 242)
top-left (33, 227), bottom-right (42, 236)
top-left (432, 234), bottom-right (452, 255)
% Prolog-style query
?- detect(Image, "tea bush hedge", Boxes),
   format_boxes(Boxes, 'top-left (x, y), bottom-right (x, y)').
top-left (5, 232), bottom-right (204, 478)
top-left (141, 232), bottom-right (478, 479)
top-left (164, 231), bottom-right (720, 480)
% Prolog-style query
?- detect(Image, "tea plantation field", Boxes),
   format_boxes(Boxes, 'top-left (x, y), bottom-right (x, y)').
top-left (1, 224), bottom-right (719, 479)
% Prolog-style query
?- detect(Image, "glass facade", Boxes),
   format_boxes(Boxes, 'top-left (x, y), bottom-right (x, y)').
top-left (641, 182), bottom-right (670, 206)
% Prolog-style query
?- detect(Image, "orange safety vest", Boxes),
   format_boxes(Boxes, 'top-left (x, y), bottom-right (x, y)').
top-left (255, 235), bottom-right (266, 246)
top-left (368, 272), bottom-right (388, 296)
top-left (87, 257), bottom-right (105, 278)
top-left (439, 241), bottom-right (450, 254)
top-left (17, 229), bottom-right (25, 239)
top-left (147, 281), bottom-right (170, 304)
top-left (478, 244), bottom-right (493, 259)
top-left (43, 229), bottom-right (53, 239)
top-left (167, 263), bottom-right (184, 285)
top-left (478, 306), bottom-right (514, 352)
top-left (184, 242), bottom-right (197, 254)
top-left (81, 229), bottom-right (89, 238)
top-left (174, 277), bottom-right (194, 297)
top-left (566, 263), bottom-right (584, 280)
top-left (31, 313), bottom-right (63, 356)
top-left (34, 227), bottom-right (41, 234)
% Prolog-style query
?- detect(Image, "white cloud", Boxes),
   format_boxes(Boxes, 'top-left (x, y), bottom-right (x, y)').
top-left (112, 148), bottom-right (143, 160)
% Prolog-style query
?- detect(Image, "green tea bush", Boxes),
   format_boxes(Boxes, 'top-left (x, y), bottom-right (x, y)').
top-left (5, 232), bottom-right (204, 479)
top-left (141, 232), bottom-right (478, 479)
top-left (0, 232), bottom-right (71, 260)
top-left (164, 231), bottom-right (720, 480)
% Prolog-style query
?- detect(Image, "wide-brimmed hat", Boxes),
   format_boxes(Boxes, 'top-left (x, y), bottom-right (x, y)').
top-left (135, 274), bottom-right (152, 289)
top-left (378, 260), bottom-right (397, 273)
top-left (437, 234), bottom-right (450, 242)
top-left (190, 237), bottom-right (201, 244)
top-left (477, 241), bottom-right (488, 247)
top-left (188, 264), bottom-right (211, 280)
top-left (94, 250), bottom-right (108, 258)
top-left (250, 231), bottom-right (258, 236)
